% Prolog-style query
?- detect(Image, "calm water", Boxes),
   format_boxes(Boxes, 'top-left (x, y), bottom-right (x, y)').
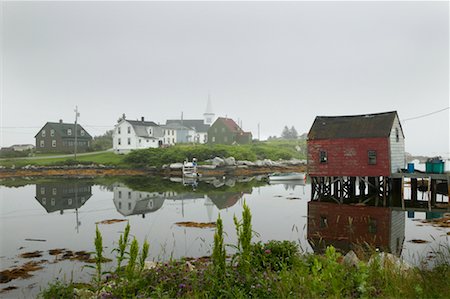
top-left (0, 175), bottom-right (448, 298)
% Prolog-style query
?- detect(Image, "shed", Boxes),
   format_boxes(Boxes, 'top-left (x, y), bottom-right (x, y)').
top-left (307, 111), bottom-right (405, 177)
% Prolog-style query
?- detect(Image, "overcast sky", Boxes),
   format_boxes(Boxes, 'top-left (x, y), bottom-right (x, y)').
top-left (1, 1), bottom-right (449, 156)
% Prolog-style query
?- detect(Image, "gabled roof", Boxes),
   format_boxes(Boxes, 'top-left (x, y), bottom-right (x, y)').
top-left (166, 119), bottom-right (210, 133)
top-left (162, 122), bottom-right (193, 131)
top-left (34, 122), bottom-right (92, 139)
top-left (308, 111), bottom-right (403, 140)
top-left (123, 119), bottom-right (160, 138)
top-left (215, 117), bottom-right (244, 133)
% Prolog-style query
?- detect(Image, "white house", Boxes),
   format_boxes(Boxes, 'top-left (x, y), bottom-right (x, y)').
top-left (162, 123), bottom-right (197, 144)
top-left (113, 116), bottom-right (163, 154)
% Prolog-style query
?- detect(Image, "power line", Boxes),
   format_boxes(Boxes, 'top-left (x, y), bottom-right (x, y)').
top-left (402, 107), bottom-right (449, 122)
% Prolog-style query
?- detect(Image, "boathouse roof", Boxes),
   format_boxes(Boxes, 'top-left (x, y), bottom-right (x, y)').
top-left (308, 111), bottom-right (402, 140)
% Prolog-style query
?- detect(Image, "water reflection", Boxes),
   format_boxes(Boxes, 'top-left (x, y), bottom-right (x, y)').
top-left (307, 201), bottom-right (405, 256)
top-left (35, 182), bottom-right (92, 214)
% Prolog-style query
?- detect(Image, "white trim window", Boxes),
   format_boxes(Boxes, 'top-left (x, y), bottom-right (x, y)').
top-left (80, 130), bottom-right (85, 136)
top-left (52, 140), bottom-right (56, 147)
top-left (42, 130), bottom-right (46, 137)
top-left (67, 129), bottom-right (72, 136)
top-left (127, 138), bottom-right (131, 145)
top-left (40, 140), bottom-right (45, 147)
top-left (50, 129), bottom-right (55, 137)
top-left (127, 126), bottom-right (131, 134)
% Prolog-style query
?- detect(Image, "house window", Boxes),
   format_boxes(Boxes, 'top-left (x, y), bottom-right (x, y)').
top-left (139, 139), bottom-right (141, 144)
top-left (212, 136), bottom-right (216, 143)
top-left (127, 138), bottom-right (131, 145)
top-left (395, 128), bottom-right (399, 142)
top-left (42, 130), bottom-right (46, 137)
top-left (368, 150), bottom-right (377, 165)
top-left (118, 127), bottom-right (121, 134)
top-left (40, 187), bottom-right (45, 195)
top-left (149, 128), bottom-right (152, 135)
top-left (148, 200), bottom-right (154, 209)
top-left (118, 191), bottom-right (122, 199)
top-left (172, 138), bottom-right (175, 143)
top-left (67, 129), bottom-right (72, 136)
top-left (118, 202), bottom-right (122, 209)
top-left (52, 140), bottom-right (56, 147)
top-left (42, 198), bottom-right (46, 205)
top-left (118, 138), bottom-right (121, 145)
top-left (50, 129), bottom-right (55, 137)
top-left (52, 188), bottom-right (57, 195)
top-left (40, 140), bottom-right (45, 147)
top-left (128, 191), bottom-right (131, 199)
top-left (128, 202), bottom-right (131, 210)
top-left (319, 151), bottom-right (327, 163)
top-left (224, 136), bottom-right (228, 142)
top-left (68, 198), bottom-right (72, 205)
top-left (127, 126), bottom-right (131, 134)
top-left (80, 130), bottom-right (85, 136)
top-left (51, 198), bottom-right (55, 206)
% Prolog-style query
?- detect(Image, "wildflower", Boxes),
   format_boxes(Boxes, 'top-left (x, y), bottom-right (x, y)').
top-left (265, 249), bottom-right (271, 254)
top-left (179, 283), bottom-right (186, 289)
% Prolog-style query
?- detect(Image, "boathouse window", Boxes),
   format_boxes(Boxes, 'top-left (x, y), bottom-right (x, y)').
top-left (368, 218), bottom-right (377, 234)
top-left (320, 215), bottom-right (328, 228)
top-left (368, 150), bottom-right (377, 165)
top-left (319, 151), bottom-right (327, 163)
top-left (395, 128), bottom-right (399, 142)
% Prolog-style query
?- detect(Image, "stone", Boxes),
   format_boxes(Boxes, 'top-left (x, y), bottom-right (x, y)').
top-left (224, 157), bottom-right (236, 166)
top-left (144, 260), bottom-right (158, 270)
top-left (169, 163), bottom-right (183, 169)
top-left (343, 250), bottom-right (360, 267)
top-left (212, 157), bottom-right (225, 167)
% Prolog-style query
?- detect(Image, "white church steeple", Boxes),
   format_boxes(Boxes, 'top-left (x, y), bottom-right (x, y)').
top-left (203, 94), bottom-right (215, 125)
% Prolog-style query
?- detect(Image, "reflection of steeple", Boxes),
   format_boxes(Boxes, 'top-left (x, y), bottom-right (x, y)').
top-left (203, 94), bottom-right (215, 125)
top-left (204, 196), bottom-right (215, 222)
top-left (307, 201), bottom-right (405, 256)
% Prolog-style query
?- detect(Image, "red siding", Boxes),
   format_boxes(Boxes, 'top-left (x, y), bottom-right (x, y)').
top-left (307, 137), bottom-right (390, 177)
top-left (307, 201), bottom-right (391, 250)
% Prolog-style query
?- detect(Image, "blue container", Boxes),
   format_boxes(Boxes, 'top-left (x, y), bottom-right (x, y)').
top-left (407, 163), bottom-right (414, 173)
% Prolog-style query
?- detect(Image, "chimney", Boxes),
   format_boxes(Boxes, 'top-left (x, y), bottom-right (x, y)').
top-left (141, 116), bottom-right (145, 122)
top-left (59, 119), bottom-right (63, 124)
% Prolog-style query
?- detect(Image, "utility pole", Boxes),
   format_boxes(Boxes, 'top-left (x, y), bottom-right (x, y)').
top-left (258, 123), bottom-right (260, 141)
top-left (74, 106), bottom-right (79, 160)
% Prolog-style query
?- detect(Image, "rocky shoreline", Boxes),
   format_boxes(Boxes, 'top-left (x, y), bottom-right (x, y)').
top-left (0, 158), bottom-right (307, 179)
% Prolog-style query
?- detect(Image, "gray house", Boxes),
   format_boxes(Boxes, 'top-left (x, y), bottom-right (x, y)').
top-left (35, 120), bottom-right (92, 153)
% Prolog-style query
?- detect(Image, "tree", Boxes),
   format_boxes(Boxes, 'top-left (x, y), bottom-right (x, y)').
top-left (281, 126), bottom-right (291, 139)
top-left (91, 130), bottom-right (113, 151)
top-left (289, 126), bottom-right (298, 139)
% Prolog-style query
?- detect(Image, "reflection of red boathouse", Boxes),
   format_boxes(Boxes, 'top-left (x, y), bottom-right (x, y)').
top-left (307, 201), bottom-right (405, 256)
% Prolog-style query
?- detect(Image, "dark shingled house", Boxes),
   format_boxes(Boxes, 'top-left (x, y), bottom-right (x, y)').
top-left (35, 120), bottom-right (92, 153)
top-left (208, 117), bottom-right (252, 145)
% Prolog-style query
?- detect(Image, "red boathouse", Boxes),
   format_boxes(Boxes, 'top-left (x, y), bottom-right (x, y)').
top-left (307, 111), bottom-right (405, 203)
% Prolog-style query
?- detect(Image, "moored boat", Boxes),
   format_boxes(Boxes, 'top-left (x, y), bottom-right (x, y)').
top-left (268, 172), bottom-right (306, 181)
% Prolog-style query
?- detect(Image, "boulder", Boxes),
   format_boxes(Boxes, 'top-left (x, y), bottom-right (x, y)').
top-left (343, 250), bottom-right (360, 267)
top-left (169, 163), bottom-right (183, 170)
top-left (237, 160), bottom-right (255, 166)
top-left (198, 165), bottom-right (217, 170)
top-left (212, 157), bottom-right (225, 167)
top-left (224, 157), bottom-right (236, 166)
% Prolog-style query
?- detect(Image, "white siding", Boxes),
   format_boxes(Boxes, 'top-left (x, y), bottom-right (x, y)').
top-left (389, 210), bottom-right (405, 256)
top-left (113, 120), bottom-right (160, 154)
top-left (389, 115), bottom-right (405, 174)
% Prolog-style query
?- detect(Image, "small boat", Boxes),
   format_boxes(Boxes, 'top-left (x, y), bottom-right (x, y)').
top-left (268, 172), bottom-right (306, 181)
top-left (182, 158), bottom-right (200, 178)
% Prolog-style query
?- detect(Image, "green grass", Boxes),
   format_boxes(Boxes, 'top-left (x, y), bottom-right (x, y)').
top-left (0, 152), bottom-right (125, 168)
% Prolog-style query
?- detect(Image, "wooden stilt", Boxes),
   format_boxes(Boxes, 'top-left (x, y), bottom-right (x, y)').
top-left (411, 178), bottom-right (417, 203)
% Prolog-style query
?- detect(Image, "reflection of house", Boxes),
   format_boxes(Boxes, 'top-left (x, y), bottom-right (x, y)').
top-left (112, 184), bottom-right (168, 216)
top-left (208, 193), bottom-right (242, 210)
top-left (35, 120), bottom-right (92, 153)
top-left (35, 182), bottom-right (92, 214)
top-left (208, 117), bottom-right (252, 145)
top-left (307, 201), bottom-right (405, 256)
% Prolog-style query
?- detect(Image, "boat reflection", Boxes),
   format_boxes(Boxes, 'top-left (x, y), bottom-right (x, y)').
top-left (307, 201), bottom-right (405, 256)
